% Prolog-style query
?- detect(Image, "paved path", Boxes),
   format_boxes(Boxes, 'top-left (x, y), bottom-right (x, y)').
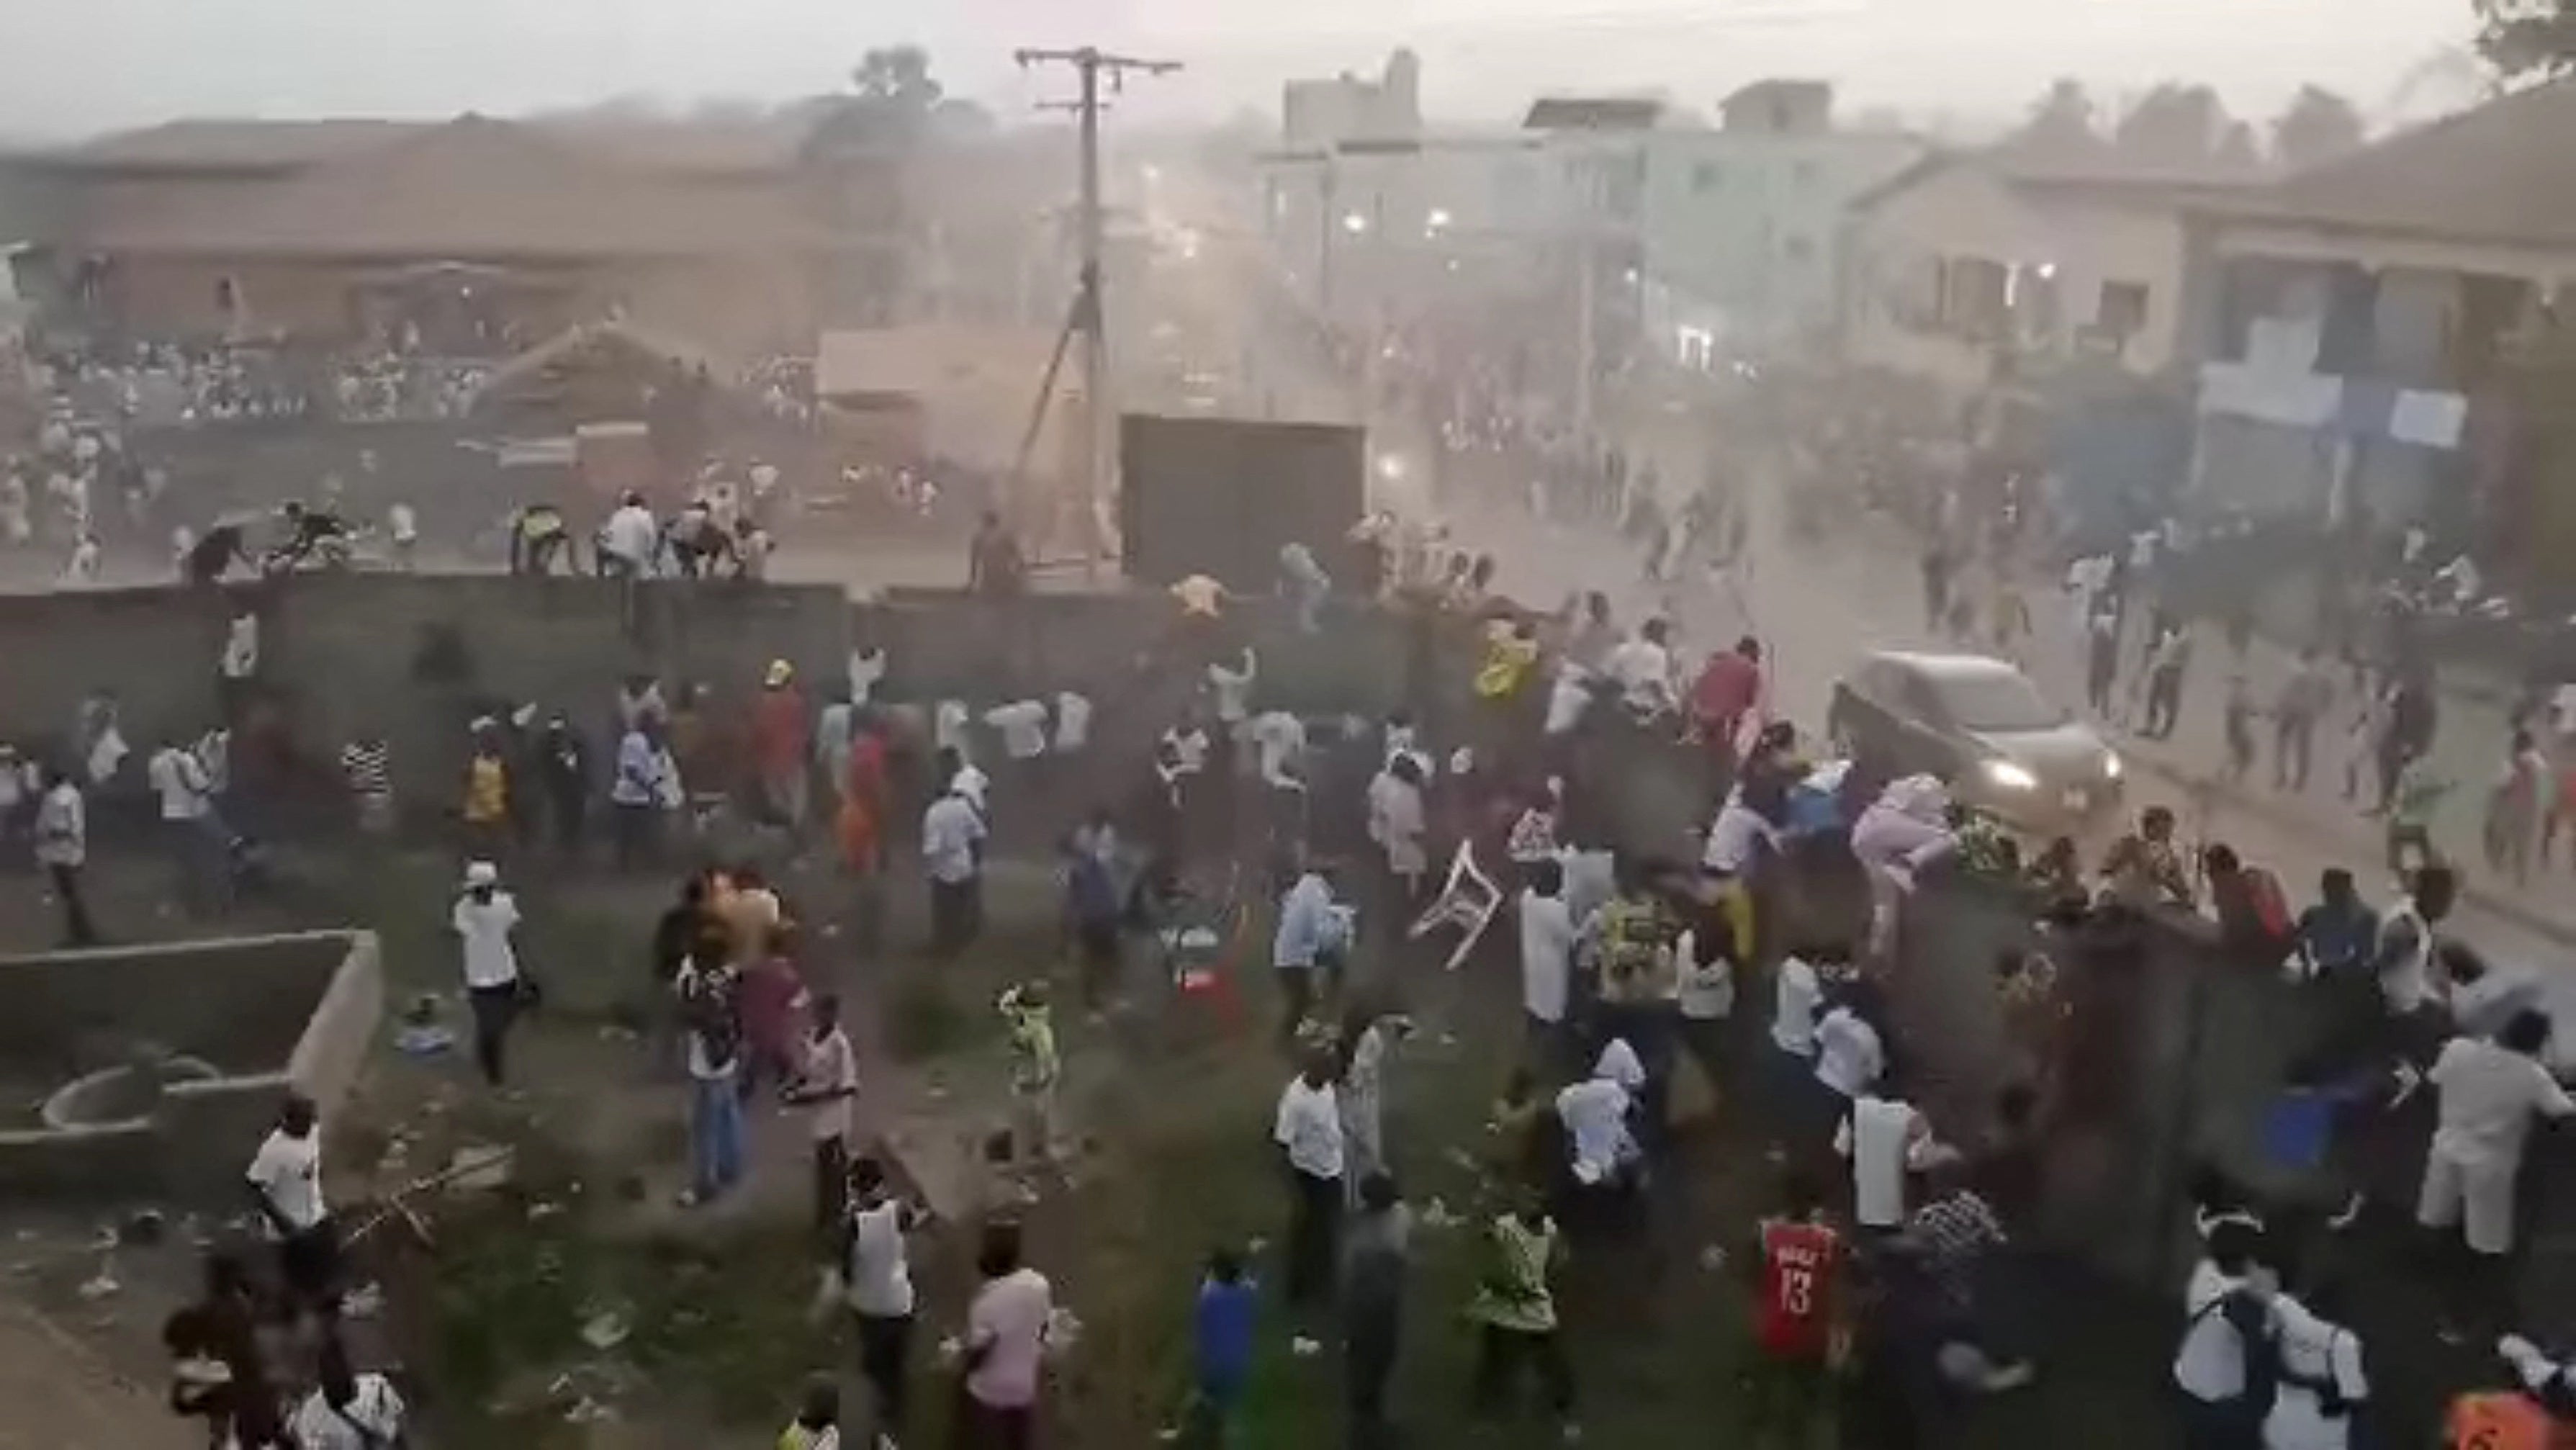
top-left (0, 1295), bottom-right (168, 1449)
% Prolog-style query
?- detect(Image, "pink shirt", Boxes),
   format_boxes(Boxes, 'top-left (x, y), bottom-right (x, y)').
top-left (966, 1269), bottom-right (1053, 1408)
top-left (737, 955), bottom-right (807, 1066)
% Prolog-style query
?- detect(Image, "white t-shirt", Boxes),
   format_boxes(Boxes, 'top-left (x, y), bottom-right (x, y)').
top-left (1163, 725), bottom-right (1210, 776)
top-left (1053, 692), bottom-right (1091, 753)
top-left (984, 701), bottom-right (1050, 761)
top-left (1517, 890), bottom-right (1577, 1023)
top-left (601, 503), bottom-right (659, 566)
top-left (847, 1197), bottom-right (915, 1317)
top-left (452, 891), bottom-right (522, 989)
top-left (2173, 1259), bottom-right (2250, 1402)
top-left (2428, 1037), bottom-right (2575, 1166)
top-left (148, 747), bottom-right (210, 821)
top-left (1207, 658), bottom-right (1256, 725)
top-left (2264, 1295), bottom-right (2366, 1450)
top-left (1701, 799), bottom-right (1776, 874)
top-left (1674, 930), bottom-right (1734, 1020)
top-left (288, 1376), bottom-right (405, 1450)
top-left (803, 1027), bottom-right (857, 1143)
top-left (1813, 1007), bottom-right (1883, 1098)
top-left (247, 1129), bottom-right (325, 1235)
top-left (1275, 1077), bottom-right (1346, 1179)
top-left (1366, 773), bottom-right (1427, 875)
top-left (965, 1268), bottom-right (1053, 1409)
top-left (1544, 669), bottom-right (1592, 735)
top-left (219, 613), bottom-right (260, 680)
top-left (1834, 1094), bottom-right (1919, 1228)
top-left (2377, 901), bottom-right (2436, 1016)
top-left (1606, 637), bottom-right (1673, 712)
top-left (950, 763), bottom-right (991, 816)
top-left (922, 795), bottom-right (986, 883)
top-left (850, 647), bottom-right (888, 708)
top-left (1557, 1076), bottom-right (1633, 1184)
top-left (935, 701), bottom-right (972, 758)
top-left (1249, 711), bottom-right (1307, 785)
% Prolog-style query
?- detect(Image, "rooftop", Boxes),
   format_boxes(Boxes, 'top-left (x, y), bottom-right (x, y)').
top-left (2194, 78), bottom-right (2576, 249)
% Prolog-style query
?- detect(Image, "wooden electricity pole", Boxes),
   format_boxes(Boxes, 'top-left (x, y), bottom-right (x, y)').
top-left (1012, 45), bottom-right (1179, 575)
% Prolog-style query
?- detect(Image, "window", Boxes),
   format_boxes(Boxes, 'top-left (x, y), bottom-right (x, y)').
top-left (1693, 161), bottom-right (1724, 194)
top-left (1941, 256), bottom-right (2012, 339)
top-left (2096, 281), bottom-right (2150, 339)
top-left (1929, 670), bottom-right (2064, 732)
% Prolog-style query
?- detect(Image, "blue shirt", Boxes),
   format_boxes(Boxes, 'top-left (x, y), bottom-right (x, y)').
top-left (2295, 901), bottom-right (2379, 976)
top-left (1194, 1277), bottom-right (1258, 1390)
top-left (1271, 873), bottom-right (1342, 970)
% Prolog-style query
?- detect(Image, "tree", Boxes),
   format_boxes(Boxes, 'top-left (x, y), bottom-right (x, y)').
top-left (842, 45), bottom-right (947, 146)
top-left (2010, 78), bottom-right (2104, 156)
top-left (2112, 83), bottom-right (2233, 166)
top-left (2473, 0), bottom-right (2576, 80)
top-left (2271, 85), bottom-right (2368, 171)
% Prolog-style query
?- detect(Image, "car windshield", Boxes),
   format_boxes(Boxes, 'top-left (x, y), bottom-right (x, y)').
top-left (1929, 670), bottom-right (2065, 733)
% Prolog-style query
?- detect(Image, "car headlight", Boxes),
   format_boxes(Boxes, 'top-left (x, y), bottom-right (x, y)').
top-left (1983, 760), bottom-right (2038, 791)
top-left (2102, 752), bottom-right (2123, 780)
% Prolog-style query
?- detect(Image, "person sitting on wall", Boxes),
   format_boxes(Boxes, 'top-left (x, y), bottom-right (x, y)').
top-left (265, 500), bottom-right (348, 573)
top-left (509, 500), bottom-right (573, 576)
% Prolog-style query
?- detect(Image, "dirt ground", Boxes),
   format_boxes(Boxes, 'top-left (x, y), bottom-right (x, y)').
top-left (0, 806), bottom-right (2499, 1449)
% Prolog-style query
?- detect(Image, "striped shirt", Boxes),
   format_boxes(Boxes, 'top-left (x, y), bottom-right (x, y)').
top-left (340, 740), bottom-right (392, 801)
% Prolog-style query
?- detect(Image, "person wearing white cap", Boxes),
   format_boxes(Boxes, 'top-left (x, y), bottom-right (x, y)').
top-left (452, 861), bottom-right (526, 1086)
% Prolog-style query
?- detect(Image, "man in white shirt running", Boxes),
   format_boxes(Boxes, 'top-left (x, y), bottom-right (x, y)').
top-left (451, 860), bottom-right (526, 1086)
top-left (1275, 1049), bottom-right (1346, 1306)
top-left (838, 1156), bottom-right (924, 1445)
top-left (2418, 1010), bottom-right (2573, 1276)
top-left (148, 735), bottom-right (228, 917)
top-left (1518, 858), bottom-right (1577, 1061)
top-left (247, 1092), bottom-right (336, 1314)
top-left (922, 779), bottom-right (987, 959)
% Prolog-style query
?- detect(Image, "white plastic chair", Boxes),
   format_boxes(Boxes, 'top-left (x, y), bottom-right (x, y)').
top-left (1409, 837), bottom-right (1503, 972)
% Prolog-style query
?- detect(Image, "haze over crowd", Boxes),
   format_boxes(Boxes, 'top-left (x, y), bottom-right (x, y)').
top-left (3, 0), bottom-right (2484, 142)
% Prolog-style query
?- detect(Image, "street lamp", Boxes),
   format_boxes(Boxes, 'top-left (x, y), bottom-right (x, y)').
top-left (1342, 212), bottom-right (1370, 235)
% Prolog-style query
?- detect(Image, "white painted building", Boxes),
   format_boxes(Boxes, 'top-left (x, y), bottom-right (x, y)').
top-left (1840, 153), bottom-right (2248, 398)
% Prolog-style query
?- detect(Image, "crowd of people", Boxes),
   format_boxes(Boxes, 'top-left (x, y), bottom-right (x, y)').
top-left (6, 317), bottom-right (2572, 1446)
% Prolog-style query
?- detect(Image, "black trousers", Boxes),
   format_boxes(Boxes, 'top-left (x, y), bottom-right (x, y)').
top-left (48, 862), bottom-right (98, 946)
top-left (1472, 1323), bottom-right (1575, 1417)
top-left (931, 876), bottom-right (982, 957)
top-left (856, 1310), bottom-right (914, 1436)
top-left (611, 802), bottom-right (658, 871)
top-left (467, 983), bottom-right (521, 1085)
top-left (814, 1133), bottom-right (849, 1235)
top-left (2273, 715), bottom-right (2315, 790)
top-left (1346, 1315), bottom-right (1400, 1449)
top-left (1286, 1167), bottom-right (1343, 1305)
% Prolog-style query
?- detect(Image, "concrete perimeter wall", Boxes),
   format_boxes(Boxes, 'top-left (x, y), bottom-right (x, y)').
top-left (0, 575), bottom-right (1437, 812)
top-left (0, 930), bottom-right (380, 1203)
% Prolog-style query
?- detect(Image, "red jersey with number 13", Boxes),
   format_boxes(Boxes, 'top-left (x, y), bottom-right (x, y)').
top-left (1757, 1218), bottom-right (1840, 1359)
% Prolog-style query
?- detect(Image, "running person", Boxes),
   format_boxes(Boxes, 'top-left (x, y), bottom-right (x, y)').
top-left (1747, 1172), bottom-right (1842, 1443)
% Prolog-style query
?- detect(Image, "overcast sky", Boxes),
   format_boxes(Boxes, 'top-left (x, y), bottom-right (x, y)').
top-left (5, 0), bottom-right (2479, 140)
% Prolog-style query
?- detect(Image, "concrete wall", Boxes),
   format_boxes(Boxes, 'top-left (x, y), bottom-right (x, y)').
top-left (0, 929), bottom-right (379, 1202)
top-left (0, 574), bottom-right (854, 809)
top-left (1884, 875), bottom-right (2325, 1292)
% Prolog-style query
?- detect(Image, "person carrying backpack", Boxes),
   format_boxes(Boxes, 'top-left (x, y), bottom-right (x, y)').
top-left (2174, 1219), bottom-right (2274, 1449)
top-left (2262, 1279), bottom-right (2366, 1450)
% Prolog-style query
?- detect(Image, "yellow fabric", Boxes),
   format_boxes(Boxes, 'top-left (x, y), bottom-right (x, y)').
top-left (461, 755), bottom-right (508, 823)
top-left (1469, 1215), bottom-right (1557, 1332)
top-left (1474, 631), bottom-right (1540, 698)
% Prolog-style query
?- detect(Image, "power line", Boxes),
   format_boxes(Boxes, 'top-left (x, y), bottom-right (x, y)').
top-left (1012, 46), bottom-right (1180, 576)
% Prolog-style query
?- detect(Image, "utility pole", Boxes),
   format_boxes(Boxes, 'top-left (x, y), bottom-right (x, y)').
top-left (1014, 45), bottom-right (1179, 576)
